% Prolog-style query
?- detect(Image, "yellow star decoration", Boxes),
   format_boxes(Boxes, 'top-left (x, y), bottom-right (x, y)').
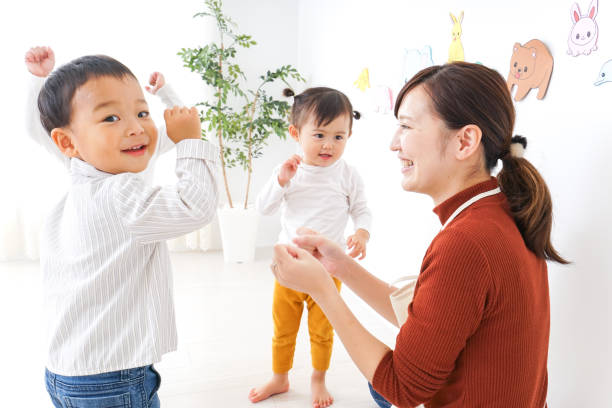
top-left (353, 68), bottom-right (370, 92)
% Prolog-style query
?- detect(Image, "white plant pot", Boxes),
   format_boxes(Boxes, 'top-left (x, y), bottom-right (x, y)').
top-left (217, 206), bottom-right (259, 263)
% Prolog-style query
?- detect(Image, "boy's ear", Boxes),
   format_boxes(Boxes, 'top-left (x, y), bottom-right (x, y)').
top-left (50, 128), bottom-right (80, 158)
top-left (453, 124), bottom-right (482, 161)
top-left (288, 124), bottom-right (299, 141)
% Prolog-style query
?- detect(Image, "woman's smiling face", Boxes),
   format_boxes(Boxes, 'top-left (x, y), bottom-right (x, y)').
top-left (390, 85), bottom-right (455, 200)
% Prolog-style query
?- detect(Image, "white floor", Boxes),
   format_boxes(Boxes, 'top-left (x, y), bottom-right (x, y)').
top-left (0, 248), bottom-right (399, 407)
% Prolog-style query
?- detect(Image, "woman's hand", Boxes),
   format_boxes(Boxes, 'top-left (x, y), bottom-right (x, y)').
top-left (272, 244), bottom-right (336, 300)
top-left (292, 227), bottom-right (353, 281)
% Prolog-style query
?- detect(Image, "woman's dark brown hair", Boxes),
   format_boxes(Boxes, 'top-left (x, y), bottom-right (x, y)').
top-left (395, 62), bottom-right (567, 264)
top-left (284, 87), bottom-right (360, 130)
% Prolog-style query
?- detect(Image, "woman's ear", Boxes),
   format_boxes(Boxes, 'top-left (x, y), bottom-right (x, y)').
top-left (50, 128), bottom-right (80, 158)
top-left (454, 124), bottom-right (482, 161)
top-left (288, 124), bottom-right (299, 141)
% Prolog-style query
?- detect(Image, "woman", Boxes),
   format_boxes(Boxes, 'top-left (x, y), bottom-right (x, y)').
top-left (270, 62), bottom-right (567, 408)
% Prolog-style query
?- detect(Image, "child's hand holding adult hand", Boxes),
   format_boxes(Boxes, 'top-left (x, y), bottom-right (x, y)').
top-left (271, 244), bottom-right (336, 301)
top-left (346, 229), bottom-right (369, 260)
top-left (145, 72), bottom-right (165, 95)
top-left (278, 154), bottom-right (302, 187)
top-left (164, 106), bottom-right (201, 143)
top-left (293, 227), bottom-right (351, 280)
top-left (25, 46), bottom-right (55, 77)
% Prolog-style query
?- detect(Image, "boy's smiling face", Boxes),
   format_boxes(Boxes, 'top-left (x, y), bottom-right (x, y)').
top-left (54, 75), bottom-right (158, 174)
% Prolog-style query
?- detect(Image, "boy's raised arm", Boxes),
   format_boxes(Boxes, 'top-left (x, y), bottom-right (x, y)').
top-left (146, 71), bottom-right (186, 156)
top-left (111, 107), bottom-right (220, 244)
top-left (24, 46), bottom-right (69, 166)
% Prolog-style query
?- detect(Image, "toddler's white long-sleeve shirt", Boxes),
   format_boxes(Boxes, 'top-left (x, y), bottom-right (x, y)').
top-left (256, 159), bottom-right (371, 246)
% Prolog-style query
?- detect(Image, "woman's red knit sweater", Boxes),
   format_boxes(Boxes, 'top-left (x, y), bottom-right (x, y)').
top-left (372, 178), bottom-right (549, 407)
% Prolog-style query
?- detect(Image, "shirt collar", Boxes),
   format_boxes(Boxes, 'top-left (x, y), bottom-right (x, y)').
top-left (299, 158), bottom-right (343, 173)
top-left (69, 158), bottom-right (113, 181)
top-left (433, 177), bottom-right (500, 225)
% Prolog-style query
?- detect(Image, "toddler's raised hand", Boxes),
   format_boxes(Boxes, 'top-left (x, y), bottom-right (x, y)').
top-left (164, 106), bottom-right (201, 144)
top-left (278, 155), bottom-right (302, 187)
top-left (346, 229), bottom-right (370, 260)
top-left (25, 46), bottom-right (55, 77)
top-left (145, 72), bottom-right (165, 95)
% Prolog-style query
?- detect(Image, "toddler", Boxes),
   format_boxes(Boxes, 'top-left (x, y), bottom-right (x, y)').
top-left (250, 87), bottom-right (372, 408)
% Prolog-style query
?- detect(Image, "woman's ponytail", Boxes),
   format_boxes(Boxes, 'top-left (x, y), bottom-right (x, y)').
top-left (497, 145), bottom-right (569, 264)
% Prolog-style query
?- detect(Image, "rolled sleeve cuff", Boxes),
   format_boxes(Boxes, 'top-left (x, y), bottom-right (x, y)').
top-left (371, 350), bottom-right (395, 398)
top-left (176, 139), bottom-right (220, 163)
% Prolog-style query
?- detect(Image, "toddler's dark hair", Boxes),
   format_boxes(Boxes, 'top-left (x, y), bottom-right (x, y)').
top-left (283, 87), bottom-right (360, 131)
top-left (38, 55), bottom-right (137, 134)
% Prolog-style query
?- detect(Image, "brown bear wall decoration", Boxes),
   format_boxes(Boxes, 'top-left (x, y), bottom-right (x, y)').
top-left (506, 39), bottom-right (554, 101)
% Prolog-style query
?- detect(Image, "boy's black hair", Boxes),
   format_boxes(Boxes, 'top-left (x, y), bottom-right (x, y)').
top-left (37, 55), bottom-right (137, 134)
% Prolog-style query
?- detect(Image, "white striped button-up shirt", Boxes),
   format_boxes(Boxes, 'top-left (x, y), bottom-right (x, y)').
top-left (41, 139), bottom-right (219, 376)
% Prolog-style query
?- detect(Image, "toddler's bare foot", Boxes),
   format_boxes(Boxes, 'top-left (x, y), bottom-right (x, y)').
top-left (248, 373), bottom-right (289, 403)
top-left (311, 369), bottom-right (334, 408)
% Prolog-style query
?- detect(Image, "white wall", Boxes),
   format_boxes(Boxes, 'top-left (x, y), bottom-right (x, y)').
top-left (296, 0), bottom-right (611, 406)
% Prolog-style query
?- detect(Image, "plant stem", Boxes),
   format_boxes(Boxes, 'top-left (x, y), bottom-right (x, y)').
top-left (217, 43), bottom-right (233, 208)
top-left (243, 90), bottom-right (259, 209)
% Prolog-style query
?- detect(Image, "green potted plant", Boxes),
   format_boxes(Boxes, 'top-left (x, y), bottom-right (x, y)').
top-left (179, 0), bottom-right (304, 262)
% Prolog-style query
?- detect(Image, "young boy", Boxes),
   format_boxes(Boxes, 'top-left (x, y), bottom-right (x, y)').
top-left (25, 46), bottom-right (180, 185)
top-left (37, 54), bottom-right (219, 407)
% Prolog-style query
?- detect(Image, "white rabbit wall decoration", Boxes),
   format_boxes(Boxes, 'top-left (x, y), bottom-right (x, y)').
top-left (568, 0), bottom-right (599, 56)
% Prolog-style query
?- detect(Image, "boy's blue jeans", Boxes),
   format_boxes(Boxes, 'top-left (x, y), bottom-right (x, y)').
top-left (45, 365), bottom-right (161, 408)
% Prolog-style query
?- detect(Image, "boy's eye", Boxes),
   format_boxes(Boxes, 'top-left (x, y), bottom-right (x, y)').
top-left (138, 111), bottom-right (150, 118)
top-left (103, 115), bottom-right (119, 123)
top-left (335, 135), bottom-right (344, 140)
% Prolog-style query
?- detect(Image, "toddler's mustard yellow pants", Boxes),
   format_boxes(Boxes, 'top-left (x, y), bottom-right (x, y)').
top-left (272, 278), bottom-right (342, 373)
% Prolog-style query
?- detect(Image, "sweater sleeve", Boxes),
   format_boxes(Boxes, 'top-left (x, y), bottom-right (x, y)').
top-left (371, 229), bottom-right (491, 407)
top-left (111, 139), bottom-right (219, 244)
top-left (154, 84), bottom-right (184, 157)
top-left (25, 75), bottom-right (70, 167)
top-left (347, 167), bottom-right (372, 233)
top-left (255, 166), bottom-right (286, 215)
